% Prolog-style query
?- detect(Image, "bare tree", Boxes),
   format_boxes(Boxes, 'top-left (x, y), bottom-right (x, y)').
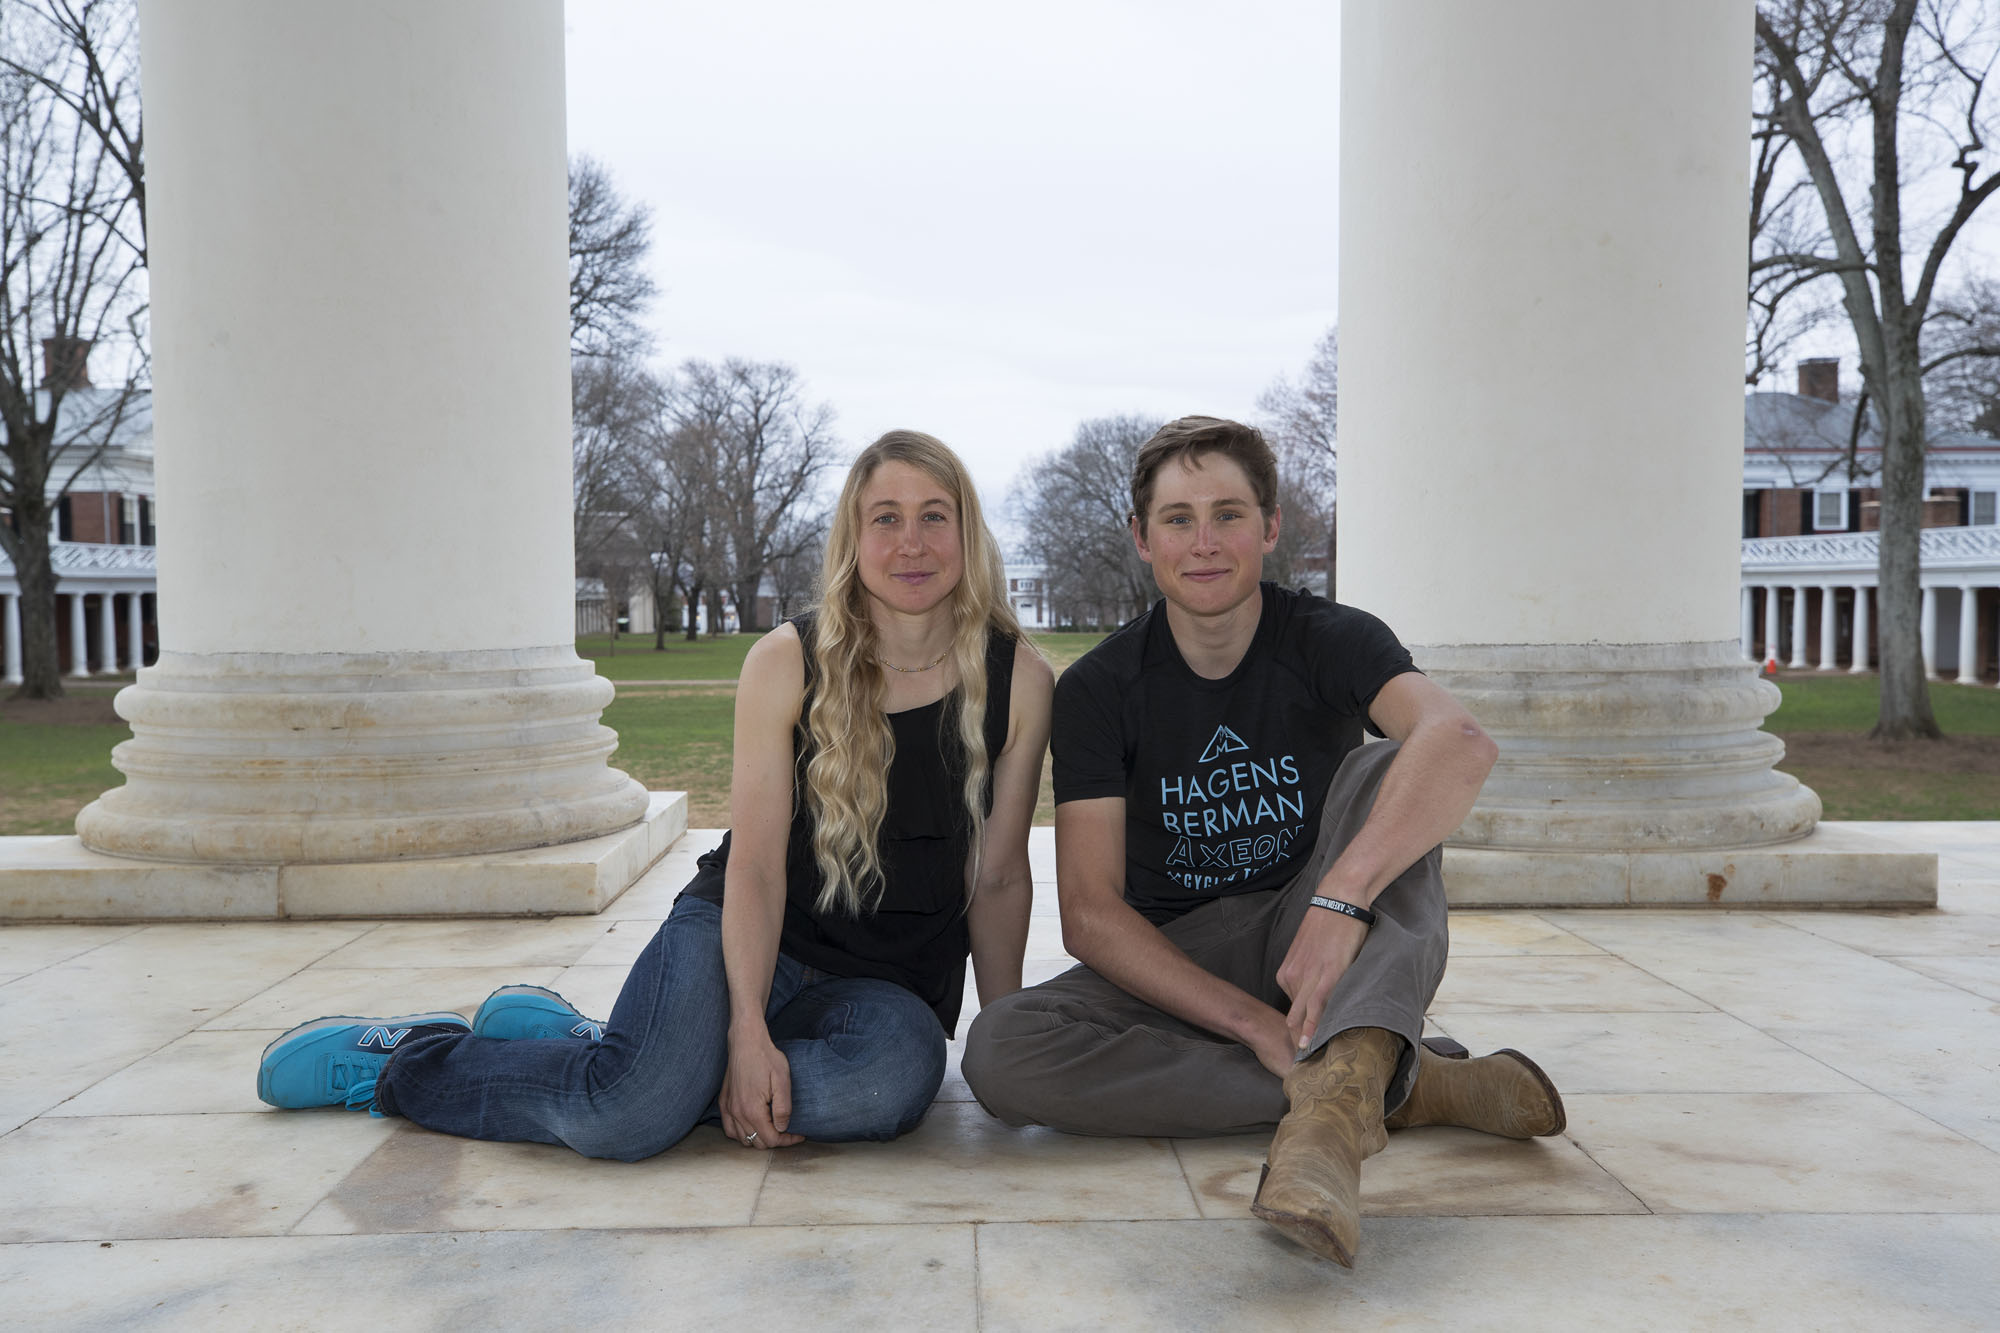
top-left (625, 415), bottom-right (717, 648)
top-left (665, 359), bottom-right (836, 633)
top-left (0, 0), bottom-right (141, 254)
top-left (568, 154), bottom-right (656, 362)
top-left (0, 4), bottom-right (147, 699)
top-left (1013, 415), bottom-right (1160, 629)
top-left (1752, 0), bottom-right (2000, 739)
top-left (765, 502), bottom-right (829, 624)
top-left (570, 355), bottom-right (652, 565)
top-left (1258, 326), bottom-right (1337, 490)
top-left (1258, 325), bottom-right (1338, 592)
top-left (1924, 275), bottom-right (2000, 434)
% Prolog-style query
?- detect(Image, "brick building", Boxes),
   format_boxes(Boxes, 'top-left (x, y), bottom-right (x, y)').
top-left (0, 346), bottom-right (157, 683)
top-left (1741, 358), bottom-right (2000, 682)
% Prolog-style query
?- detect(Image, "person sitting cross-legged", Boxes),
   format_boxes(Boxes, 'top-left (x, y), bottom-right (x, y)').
top-left (258, 430), bottom-right (1054, 1161)
top-left (961, 416), bottom-right (1564, 1266)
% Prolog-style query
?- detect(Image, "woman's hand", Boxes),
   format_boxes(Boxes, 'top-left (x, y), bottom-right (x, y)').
top-left (719, 1026), bottom-right (805, 1150)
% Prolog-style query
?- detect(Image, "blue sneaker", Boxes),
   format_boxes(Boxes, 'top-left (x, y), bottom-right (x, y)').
top-left (257, 1012), bottom-right (469, 1110)
top-left (471, 985), bottom-right (605, 1042)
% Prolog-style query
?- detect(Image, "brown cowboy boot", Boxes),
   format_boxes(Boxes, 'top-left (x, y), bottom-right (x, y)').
top-left (1384, 1041), bottom-right (1566, 1138)
top-left (1249, 1025), bottom-right (1401, 1267)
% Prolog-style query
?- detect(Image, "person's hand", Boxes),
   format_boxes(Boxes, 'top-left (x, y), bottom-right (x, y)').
top-left (1274, 906), bottom-right (1370, 1057)
top-left (719, 1027), bottom-right (805, 1150)
top-left (1245, 1006), bottom-right (1300, 1080)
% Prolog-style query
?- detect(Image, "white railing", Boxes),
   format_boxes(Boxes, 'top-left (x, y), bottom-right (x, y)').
top-left (1742, 525), bottom-right (2000, 576)
top-left (0, 541), bottom-right (157, 578)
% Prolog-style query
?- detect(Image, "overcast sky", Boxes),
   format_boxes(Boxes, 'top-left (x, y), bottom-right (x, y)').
top-left (562, 0), bottom-right (1341, 540)
top-left (564, 1), bottom-right (1998, 540)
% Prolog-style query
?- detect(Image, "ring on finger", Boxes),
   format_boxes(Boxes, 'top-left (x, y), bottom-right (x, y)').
top-left (744, 1130), bottom-right (759, 1144)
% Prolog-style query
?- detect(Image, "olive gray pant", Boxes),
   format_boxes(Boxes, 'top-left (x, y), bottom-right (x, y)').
top-left (961, 740), bottom-right (1448, 1137)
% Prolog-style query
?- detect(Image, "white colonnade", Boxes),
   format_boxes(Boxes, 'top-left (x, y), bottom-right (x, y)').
top-left (77, 1), bottom-right (648, 870)
top-left (1739, 579), bottom-right (1997, 684)
top-left (1340, 0), bottom-right (1819, 853)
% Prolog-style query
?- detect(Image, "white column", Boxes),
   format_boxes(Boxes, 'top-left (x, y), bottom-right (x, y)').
top-left (66, 592), bottom-right (89, 678)
top-left (1960, 584), bottom-right (1981, 683)
top-left (1818, 585), bottom-right (1839, 669)
top-left (1921, 585), bottom-right (1938, 678)
top-left (1763, 583), bottom-right (1781, 667)
top-left (1850, 585), bottom-right (1871, 673)
top-left (1789, 584), bottom-right (1810, 668)
top-left (96, 589), bottom-right (117, 675)
top-left (1340, 0), bottom-right (1815, 852)
top-left (79, 1), bottom-right (646, 868)
top-left (1740, 586), bottom-right (1755, 660)
top-left (2, 592), bottom-right (21, 683)
top-left (124, 590), bottom-right (145, 670)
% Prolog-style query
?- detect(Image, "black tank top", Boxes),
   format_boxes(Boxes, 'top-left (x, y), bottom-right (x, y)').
top-left (680, 613), bottom-right (1016, 1035)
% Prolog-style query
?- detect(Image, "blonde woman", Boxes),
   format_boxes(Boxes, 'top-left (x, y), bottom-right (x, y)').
top-left (257, 431), bottom-right (1054, 1159)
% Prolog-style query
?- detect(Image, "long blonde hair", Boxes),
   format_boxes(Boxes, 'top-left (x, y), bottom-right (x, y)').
top-left (804, 430), bottom-right (1024, 916)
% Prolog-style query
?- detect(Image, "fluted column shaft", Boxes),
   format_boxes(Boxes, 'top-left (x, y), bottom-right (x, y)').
top-left (1850, 585), bottom-right (1871, 673)
top-left (1960, 585), bottom-right (1982, 682)
top-left (3, 592), bottom-right (21, 683)
top-left (1789, 585), bottom-right (1810, 669)
top-left (1339, 0), bottom-right (1814, 851)
top-left (79, 1), bottom-right (647, 866)
top-left (1921, 587), bottom-right (1938, 679)
top-left (67, 593), bottom-right (88, 678)
top-left (124, 591), bottom-right (144, 670)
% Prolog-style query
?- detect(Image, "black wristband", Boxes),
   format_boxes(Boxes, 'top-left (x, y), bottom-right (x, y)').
top-left (1309, 895), bottom-right (1376, 927)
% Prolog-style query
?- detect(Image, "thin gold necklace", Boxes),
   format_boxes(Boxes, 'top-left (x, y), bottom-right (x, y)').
top-left (880, 648), bottom-right (950, 673)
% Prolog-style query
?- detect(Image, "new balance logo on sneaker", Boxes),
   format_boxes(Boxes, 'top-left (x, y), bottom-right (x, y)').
top-left (257, 1011), bottom-right (470, 1111)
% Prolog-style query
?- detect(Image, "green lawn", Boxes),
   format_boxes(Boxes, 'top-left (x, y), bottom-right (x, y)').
top-left (1765, 673), bottom-right (2000, 734)
top-left (1763, 674), bottom-right (2000, 822)
top-left (5, 654), bottom-right (1989, 836)
top-left (577, 631), bottom-right (762, 680)
top-left (0, 703), bottom-right (129, 835)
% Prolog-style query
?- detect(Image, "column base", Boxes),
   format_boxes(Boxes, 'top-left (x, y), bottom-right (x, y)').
top-left (1442, 823), bottom-right (1934, 908)
top-left (76, 647), bottom-right (651, 863)
top-left (2, 792), bottom-right (686, 919)
top-left (1418, 640), bottom-right (1821, 852)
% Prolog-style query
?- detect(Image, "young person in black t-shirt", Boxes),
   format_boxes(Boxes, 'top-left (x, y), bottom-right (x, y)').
top-left (963, 416), bottom-right (1564, 1267)
top-left (257, 431), bottom-right (1054, 1161)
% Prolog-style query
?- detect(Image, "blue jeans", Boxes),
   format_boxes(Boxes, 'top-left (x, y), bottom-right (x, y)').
top-left (374, 895), bottom-right (948, 1161)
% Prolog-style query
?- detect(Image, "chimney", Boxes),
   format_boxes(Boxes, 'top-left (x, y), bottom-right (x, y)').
top-left (1797, 357), bottom-right (1839, 403)
top-left (40, 337), bottom-right (94, 390)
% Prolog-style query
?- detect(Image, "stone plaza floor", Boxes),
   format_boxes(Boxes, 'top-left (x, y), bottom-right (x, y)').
top-left (2, 822), bottom-right (1998, 1330)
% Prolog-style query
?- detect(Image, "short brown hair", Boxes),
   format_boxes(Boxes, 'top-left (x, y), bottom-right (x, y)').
top-left (1129, 416), bottom-right (1279, 532)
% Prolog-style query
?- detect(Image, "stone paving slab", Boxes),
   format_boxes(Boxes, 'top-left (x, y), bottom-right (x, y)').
top-left (0, 822), bottom-right (1995, 1327)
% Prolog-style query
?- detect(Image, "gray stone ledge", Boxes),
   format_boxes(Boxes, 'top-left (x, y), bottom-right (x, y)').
top-left (1443, 822), bottom-right (1937, 908)
top-left (0, 792), bottom-right (687, 921)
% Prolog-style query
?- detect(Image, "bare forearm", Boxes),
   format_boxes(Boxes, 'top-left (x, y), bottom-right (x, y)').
top-left (719, 881), bottom-right (785, 1037)
top-left (967, 868), bottom-right (1031, 1006)
top-left (1322, 723), bottom-right (1496, 906)
top-left (1064, 897), bottom-right (1283, 1051)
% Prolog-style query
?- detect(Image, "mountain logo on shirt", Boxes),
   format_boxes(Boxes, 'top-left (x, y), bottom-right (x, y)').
top-left (1198, 725), bottom-right (1250, 764)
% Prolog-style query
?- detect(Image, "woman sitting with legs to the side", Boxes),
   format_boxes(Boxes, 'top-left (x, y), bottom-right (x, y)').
top-left (258, 431), bottom-right (1054, 1159)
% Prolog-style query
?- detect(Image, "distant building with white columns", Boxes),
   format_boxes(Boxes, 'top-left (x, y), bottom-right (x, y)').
top-left (0, 368), bottom-right (157, 684)
top-left (1739, 358), bottom-right (2000, 683)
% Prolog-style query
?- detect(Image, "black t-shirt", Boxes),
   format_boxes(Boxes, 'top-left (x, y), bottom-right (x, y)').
top-left (1052, 583), bottom-right (1416, 923)
top-left (681, 614), bottom-right (1015, 1035)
